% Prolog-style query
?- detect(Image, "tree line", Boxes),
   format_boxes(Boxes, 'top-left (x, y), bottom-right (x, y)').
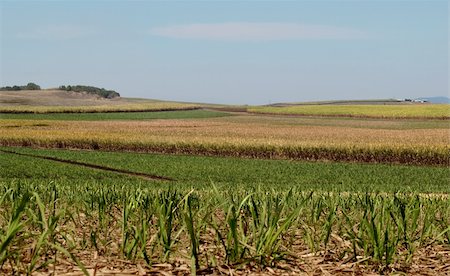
top-left (0, 83), bottom-right (120, 99)
top-left (59, 85), bottom-right (120, 99)
top-left (0, 83), bottom-right (41, 91)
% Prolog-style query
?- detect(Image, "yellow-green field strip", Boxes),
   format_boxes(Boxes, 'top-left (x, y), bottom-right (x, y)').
top-left (0, 103), bottom-right (200, 114)
top-left (248, 104), bottom-right (450, 119)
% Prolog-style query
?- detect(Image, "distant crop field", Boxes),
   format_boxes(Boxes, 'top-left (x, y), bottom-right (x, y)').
top-left (0, 102), bottom-right (200, 114)
top-left (0, 109), bottom-right (229, 121)
top-left (249, 104), bottom-right (450, 119)
top-left (1, 108), bottom-right (449, 274)
top-left (0, 115), bottom-right (448, 165)
top-left (1, 147), bottom-right (449, 275)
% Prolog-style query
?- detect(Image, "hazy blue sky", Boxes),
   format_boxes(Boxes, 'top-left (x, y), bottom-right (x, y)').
top-left (1, 1), bottom-right (448, 104)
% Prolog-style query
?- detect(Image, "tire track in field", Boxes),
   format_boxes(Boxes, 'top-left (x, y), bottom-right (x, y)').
top-left (0, 149), bottom-right (174, 181)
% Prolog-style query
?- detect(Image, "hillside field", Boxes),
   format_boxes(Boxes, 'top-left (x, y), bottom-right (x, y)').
top-left (0, 90), bottom-right (199, 113)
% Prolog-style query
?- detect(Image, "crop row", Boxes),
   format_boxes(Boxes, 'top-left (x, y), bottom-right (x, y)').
top-left (0, 109), bottom-right (228, 121)
top-left (4, 146), bottom-right (449, 194)
top-left (0, 103), bottom-right (199, 114)
top-left (0, 181), bottom-right (449, 274)
top-left (1, 118), bottom-right (448, 165)
top-left (1, 136), bottom-right (448, 166)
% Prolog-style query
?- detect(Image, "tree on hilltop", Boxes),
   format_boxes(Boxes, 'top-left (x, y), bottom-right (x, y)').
top-left (25, 83), bottom-right (41, 90)
top-left (59, 84), bottom-right (120, 98)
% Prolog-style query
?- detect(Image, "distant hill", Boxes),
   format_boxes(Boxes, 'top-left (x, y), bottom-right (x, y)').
top-left (417, 96), bottom-right (450, 104)
top-left (0, 90), bottom-right (124, 106)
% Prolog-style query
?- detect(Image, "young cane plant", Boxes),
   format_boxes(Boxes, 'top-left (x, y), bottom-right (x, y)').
top-left (0, 192), bottom-right (31, 270)
top-left (183, 194), bottom-right (200, 274)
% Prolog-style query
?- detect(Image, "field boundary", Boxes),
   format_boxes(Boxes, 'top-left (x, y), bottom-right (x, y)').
top-left (0, 149), bottom-right (174, 181)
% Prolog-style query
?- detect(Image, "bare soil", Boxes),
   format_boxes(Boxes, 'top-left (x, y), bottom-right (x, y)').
top-left (25, 244), bottom-right (450, 275)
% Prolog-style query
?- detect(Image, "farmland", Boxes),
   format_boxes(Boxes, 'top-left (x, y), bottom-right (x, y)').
top-left (0, 96), bottom-right (449, 275)
top-left (1, 147), bottom-right (449, 275)
top-left (0, 90), bottom-right (199, 113)
top-left (1, 114), bottom-right (448, 165)
top-left (0, 102), bottom-right (199, 114)
top-left (2, 0), bottom-right (449, 273)
top-left (3, 146), bottom-right (449, 193)
top-left (248, 104), bottom-right (450, 119)
top-left (0, 109), bottom-right (229, 121)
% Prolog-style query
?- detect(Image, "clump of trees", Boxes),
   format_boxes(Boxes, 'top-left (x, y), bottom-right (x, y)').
top-left (0, 83), bottom-right (41, 91)
top-left (59, 85), bottom-right (120, 99)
